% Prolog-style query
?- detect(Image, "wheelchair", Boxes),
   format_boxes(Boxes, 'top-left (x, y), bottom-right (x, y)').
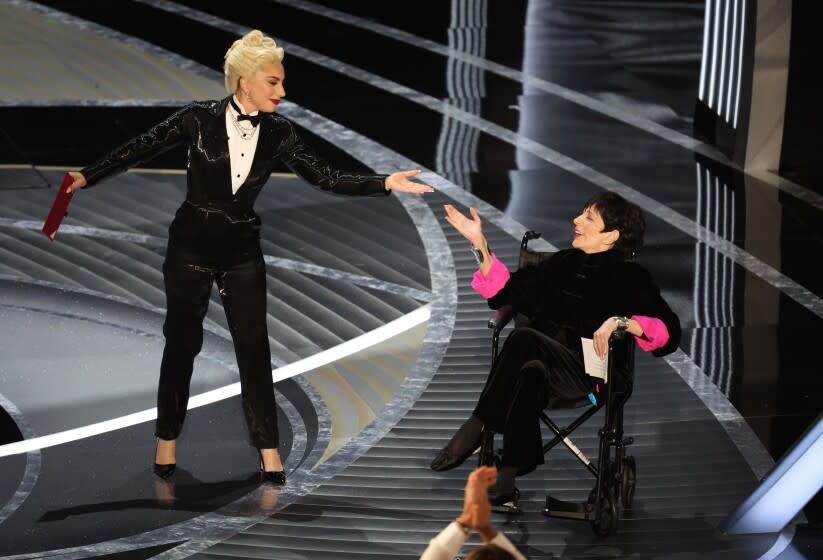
top-left (478, 230), bottom-right (637, 537)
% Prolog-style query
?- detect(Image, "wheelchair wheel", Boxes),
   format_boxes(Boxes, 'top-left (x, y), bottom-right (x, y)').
top-left (590, 493), bottom-right (617, 537)
top-left (621, 456), bottom-right (636, 508)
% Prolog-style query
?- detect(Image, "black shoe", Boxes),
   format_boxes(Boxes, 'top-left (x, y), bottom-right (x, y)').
top-left (430, 436), bottom-right (482, 472)
top-left (260, 470), bottom-right (286, 485)
top-left (258, 450), bottom-right (286, 485)
top-left (153, 462), bottom-right (176, 480)
top-left (490, 487), bottom-right (523, 514)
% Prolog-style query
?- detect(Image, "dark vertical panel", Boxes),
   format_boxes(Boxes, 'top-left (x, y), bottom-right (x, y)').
top-left (779, 0), bottom-right (823, 193)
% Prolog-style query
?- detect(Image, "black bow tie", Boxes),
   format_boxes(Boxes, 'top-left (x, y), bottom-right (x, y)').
top-left (237, 113), bottom-right (261, 127)
top-left (230, 98), bottom-right (261, 127)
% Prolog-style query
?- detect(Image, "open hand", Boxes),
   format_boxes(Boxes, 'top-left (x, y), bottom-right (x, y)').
top-left (444, 204), bottom-right (484, 247)
top-left (385, 169), bottom-right (434, 194)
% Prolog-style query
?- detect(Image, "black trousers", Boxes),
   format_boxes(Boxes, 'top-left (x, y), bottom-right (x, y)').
top-left (474, 327), bottom-right (594, 474)
top-left (154, 243), bottom-right (279, 448)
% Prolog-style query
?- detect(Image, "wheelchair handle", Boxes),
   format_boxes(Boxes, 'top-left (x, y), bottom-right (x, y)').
top-left (521, 230), bottom-right (542, 251)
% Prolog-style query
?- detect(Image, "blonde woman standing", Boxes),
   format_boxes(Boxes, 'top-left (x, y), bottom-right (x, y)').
top-left (66, 30), bottom-right (432, 484)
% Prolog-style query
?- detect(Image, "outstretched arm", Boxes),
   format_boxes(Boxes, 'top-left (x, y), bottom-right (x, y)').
top-left (385, 169), bottom-right (434, 194)
top-left (68, 104), bottom-right (193, 192)
top-left (444, 204), bottom-right (492, 276)
top-left (281, 123), bottom-right (432, 196)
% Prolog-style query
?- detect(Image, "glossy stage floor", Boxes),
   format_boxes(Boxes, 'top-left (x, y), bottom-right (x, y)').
top-left (1, 1), bottom-right (822, 559)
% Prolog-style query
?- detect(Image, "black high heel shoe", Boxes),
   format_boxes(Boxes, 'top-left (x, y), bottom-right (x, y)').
top-left (257, 450), bottom-right (286, 485)
top-left (153, 439), bottom-right (176, 480)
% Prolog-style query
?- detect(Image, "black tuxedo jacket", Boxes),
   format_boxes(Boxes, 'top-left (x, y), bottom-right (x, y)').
top-left (81, 97), bottom-right (389, 255)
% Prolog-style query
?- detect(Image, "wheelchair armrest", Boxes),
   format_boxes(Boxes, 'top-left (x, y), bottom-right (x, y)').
top-left (610, 329), bottom-right (627, 341)
top-left (488, 305), bottom-right (515, 331)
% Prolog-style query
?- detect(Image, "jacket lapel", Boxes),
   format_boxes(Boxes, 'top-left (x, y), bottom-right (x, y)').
top-left (205, 99), bottom-right (232, 192)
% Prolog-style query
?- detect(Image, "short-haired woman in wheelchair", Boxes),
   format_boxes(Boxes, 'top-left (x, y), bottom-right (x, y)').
top-left (432, 191), bottom-right (681, 508)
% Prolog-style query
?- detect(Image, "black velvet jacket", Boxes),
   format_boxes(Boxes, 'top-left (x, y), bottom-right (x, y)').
top-left (488, 248), bottom-right (681, 358)
top-left (81, 97), bottom-right (389, 255)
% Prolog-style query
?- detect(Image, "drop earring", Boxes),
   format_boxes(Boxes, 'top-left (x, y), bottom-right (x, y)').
top-left (245, 91), bottom-right (252, 101)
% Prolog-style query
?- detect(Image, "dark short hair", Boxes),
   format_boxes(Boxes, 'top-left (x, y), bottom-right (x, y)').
top-left (583, 191), bottom-right (645, 258)
top-left (465, 543), bottom-right (517, 560)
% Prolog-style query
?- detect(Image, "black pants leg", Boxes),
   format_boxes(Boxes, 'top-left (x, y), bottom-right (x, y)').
top-left (217, 257), bottom-right (279, 448)
top-left (155, 248), bottom-right (278, 448)
top-left (155, 251), bottom-right (213, 440)
top-left (474, 327), bottom-right (593, 474)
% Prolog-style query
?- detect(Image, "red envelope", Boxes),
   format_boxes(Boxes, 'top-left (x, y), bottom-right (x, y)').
top-left (42, 173), bottom-right (75, 241)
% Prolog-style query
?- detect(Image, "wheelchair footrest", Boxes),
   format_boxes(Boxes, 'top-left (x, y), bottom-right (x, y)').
top-left (491, 502), bottom-right (524, 515)
top-left (542, 495), bottom-right (591, 521)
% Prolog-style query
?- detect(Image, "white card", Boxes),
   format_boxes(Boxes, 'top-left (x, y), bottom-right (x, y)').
top-left (581, 337), bottom-right (608, 382)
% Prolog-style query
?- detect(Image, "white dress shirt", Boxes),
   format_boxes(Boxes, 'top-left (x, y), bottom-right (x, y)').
top-left (225, 94), bottom-right (260, 194)
top-left (419, 521), bottom-right (526, 560)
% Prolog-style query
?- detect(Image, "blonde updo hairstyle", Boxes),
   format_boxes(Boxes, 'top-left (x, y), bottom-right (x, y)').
top-left (223, 30), bottom-right (285, 94)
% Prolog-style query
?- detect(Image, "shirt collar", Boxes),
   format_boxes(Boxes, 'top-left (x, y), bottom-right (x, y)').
top-left (230, 94), bottom-right (259, 117)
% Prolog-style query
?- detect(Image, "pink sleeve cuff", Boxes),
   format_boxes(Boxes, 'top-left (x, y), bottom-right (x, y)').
top-left (470, 253), bottom-right (510, 299)
top-left (632, 315), bottom-right (670, 352)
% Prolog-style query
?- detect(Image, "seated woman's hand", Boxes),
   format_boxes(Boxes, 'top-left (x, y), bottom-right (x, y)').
top-left (444, 204), bottom-right (485, 248)
top-left (593, 318), bottom-right (619, 359)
